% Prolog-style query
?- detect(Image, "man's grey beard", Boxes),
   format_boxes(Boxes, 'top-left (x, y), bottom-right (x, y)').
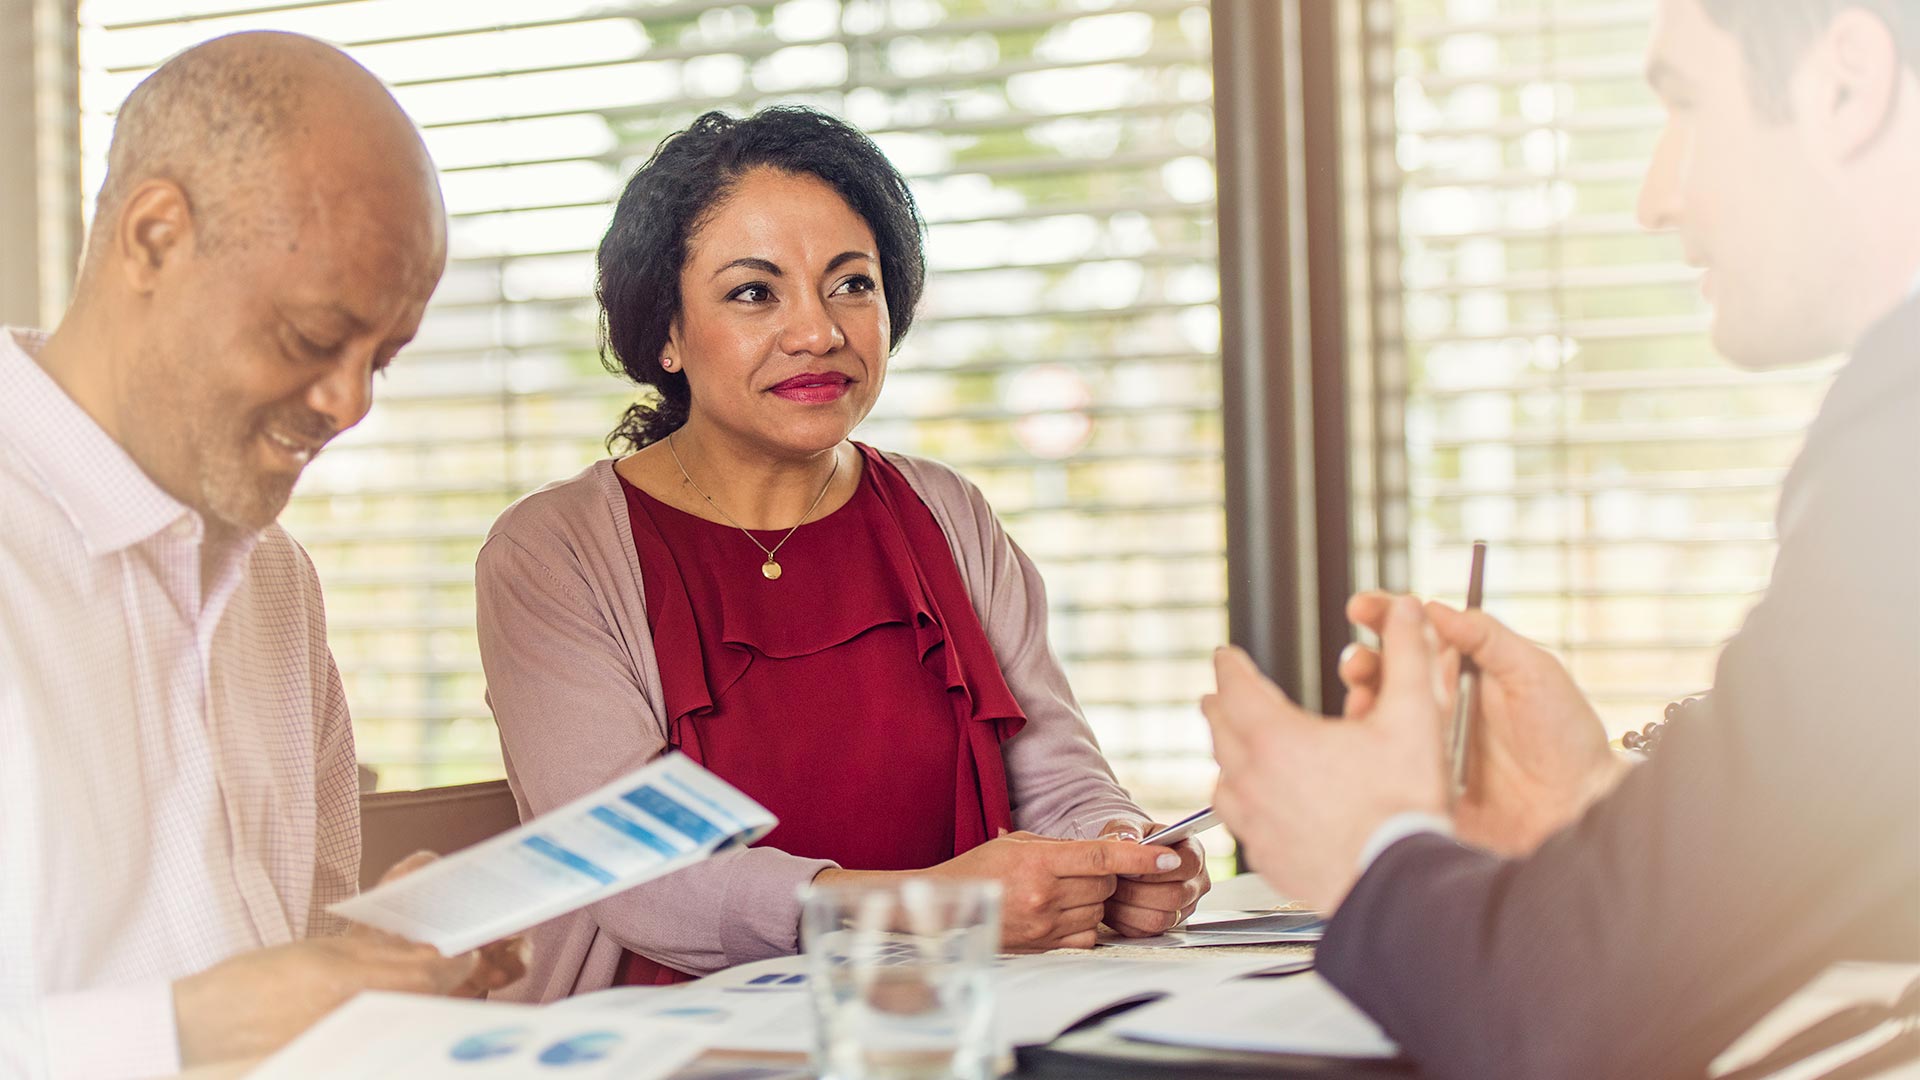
top-left (132, 355), bottom-right (333, 533)
top-left (196, 447), bottom-right (299, 532)
top-left (192, 416), bottom-right (305, 533)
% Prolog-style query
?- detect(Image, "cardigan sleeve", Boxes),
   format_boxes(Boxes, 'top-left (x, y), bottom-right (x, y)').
top-left (476, 523), bottom-right (834, 977)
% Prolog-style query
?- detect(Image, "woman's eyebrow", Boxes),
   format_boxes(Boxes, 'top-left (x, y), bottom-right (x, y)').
top-left (825, 250), bottom-right (875, 272)
top-left (712, 256), bottom-right (782, 278)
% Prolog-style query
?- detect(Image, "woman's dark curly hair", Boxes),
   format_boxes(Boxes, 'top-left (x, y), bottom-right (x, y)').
top-left (597, 106), bottom-right (927, 452)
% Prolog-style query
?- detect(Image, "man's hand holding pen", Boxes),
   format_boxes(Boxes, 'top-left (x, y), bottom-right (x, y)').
top-left (1203, 541), bottom-right (1639, 914)
top-left (1337, 592), bottom-right (1631, 858)
top-left (1203, 596), bottom-right (1451, 914)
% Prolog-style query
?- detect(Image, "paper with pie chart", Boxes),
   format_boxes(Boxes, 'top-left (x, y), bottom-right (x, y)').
top-left (250, 992), bottom-right (710, 1078)
top-left (333, 753), bottom-right (777, 955)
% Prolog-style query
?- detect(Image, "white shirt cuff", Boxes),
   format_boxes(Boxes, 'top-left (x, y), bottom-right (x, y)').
top-left (41, 981), bottom-right (180, 1079)
top-left (1358, 811), bottom-right (1455, 874)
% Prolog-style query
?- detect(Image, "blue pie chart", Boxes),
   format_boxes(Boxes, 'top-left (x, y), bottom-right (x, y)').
top-left (537, 1031), bottom-right (624, 1067)
top-left (448, 1026), bottom-right (530, 1062)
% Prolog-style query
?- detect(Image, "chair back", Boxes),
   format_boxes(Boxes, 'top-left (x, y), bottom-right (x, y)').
top-left (358, 779), bottom-right (523, 891)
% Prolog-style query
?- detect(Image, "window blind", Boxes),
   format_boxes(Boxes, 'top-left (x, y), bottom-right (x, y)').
top-left (77, 0), bottom-right (1225, 811)
top-left (1386, 0), bottom-right (1837, 733)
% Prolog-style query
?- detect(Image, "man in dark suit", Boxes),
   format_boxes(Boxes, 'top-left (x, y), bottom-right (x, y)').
top-left (1203, 1), bottom-right (1920, 1076)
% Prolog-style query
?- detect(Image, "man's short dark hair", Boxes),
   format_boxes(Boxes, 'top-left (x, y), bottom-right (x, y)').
top-left (1699, 0), bottom-right (1918, 119)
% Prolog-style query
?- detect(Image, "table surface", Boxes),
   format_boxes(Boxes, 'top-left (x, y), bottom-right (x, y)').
top-left (177, 868), bottom-right (1919, 1079)
top-left (180, 874), bottom-right (1362, 1080)
top-left (183, 953), bottom-right (1920, 1079)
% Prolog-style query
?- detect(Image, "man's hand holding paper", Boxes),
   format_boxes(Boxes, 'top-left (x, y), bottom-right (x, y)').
top-left (172, 933), bottom-right (503, 1065)
top-left (174, 748), bottom-right (766, 1074)
top-left (332, 754), bottom-right (775, 957)
top-left (350, 852), bottom-right (532, 996)
top-left (173, 850), bottom-right (531, 1066)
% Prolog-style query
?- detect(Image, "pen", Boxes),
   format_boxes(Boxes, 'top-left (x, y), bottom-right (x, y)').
top-left (1138, 807), bottom-right (1219, 847)
top-left (1448, 540), bottom-right (1488, 798)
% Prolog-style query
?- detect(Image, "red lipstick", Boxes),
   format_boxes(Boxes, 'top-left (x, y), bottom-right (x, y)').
top-left (768, 372), bottom-right (852, 404)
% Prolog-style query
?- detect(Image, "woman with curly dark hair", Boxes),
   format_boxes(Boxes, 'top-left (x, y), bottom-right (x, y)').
top-left (475, 106), bottom-right (1209, 1000)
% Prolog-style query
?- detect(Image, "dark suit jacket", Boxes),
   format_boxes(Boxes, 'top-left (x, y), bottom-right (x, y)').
top-left (1316, 297), bottom-right (1920, 1079)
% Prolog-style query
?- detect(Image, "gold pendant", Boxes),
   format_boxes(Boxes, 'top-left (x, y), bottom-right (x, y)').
top-left (761, 559), bottom-right (782, 581)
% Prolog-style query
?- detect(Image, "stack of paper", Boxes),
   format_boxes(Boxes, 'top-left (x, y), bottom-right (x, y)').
top-left (1108, 971), bottom-right (1399, 1059)
top-left (996, 953), bottom-right (1315, 1045)
top-left (1096, 909), bottom-right (1326, 949)
top-left (332, 754), bottom-right (775, 955)
top-left (1710, 961), bottom-right (1920, 1079)
top-left (1186, 910), bottom-right (1325, 934)
top-left (562, 951), bottom-right (1304, 1052)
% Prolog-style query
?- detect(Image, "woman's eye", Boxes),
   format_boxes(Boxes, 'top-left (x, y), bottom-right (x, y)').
top-left (833, 275), bottom-right (876, 296)
top-left (729, 283), bottom-right (774, 303)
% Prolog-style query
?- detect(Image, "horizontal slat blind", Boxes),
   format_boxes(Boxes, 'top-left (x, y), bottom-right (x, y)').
top-left (1388, 0), bottom-right (1837, 729)
top-left (78, 0), bottom-right (1225, 811)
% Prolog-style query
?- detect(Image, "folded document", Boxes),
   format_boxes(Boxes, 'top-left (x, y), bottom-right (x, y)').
top-left (1096, 909), bottom-right (1326, 949)
top-left (333, 753), bottom-right (776, 955)
top-left (1109, 971), bottom-right (1398, 1059)
top-left (561, 952), bottom-right (1304, 1053)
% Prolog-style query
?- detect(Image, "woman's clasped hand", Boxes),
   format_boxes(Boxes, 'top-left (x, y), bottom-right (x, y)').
top-left (820, 829), bottom-right (1197, 952)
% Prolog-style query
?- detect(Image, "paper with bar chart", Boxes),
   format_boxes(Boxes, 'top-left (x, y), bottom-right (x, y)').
top-left (333, 753), bottom-right (775, 955)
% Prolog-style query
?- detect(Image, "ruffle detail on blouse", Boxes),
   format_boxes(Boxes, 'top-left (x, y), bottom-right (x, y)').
top-left (619, 445), bottom-right (1025, 852)
top-left (849, 447), bottom-right (1027, 854)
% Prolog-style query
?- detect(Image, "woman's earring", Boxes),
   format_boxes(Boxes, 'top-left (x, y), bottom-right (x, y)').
top-left (662, 356), bottom-right (676, 372)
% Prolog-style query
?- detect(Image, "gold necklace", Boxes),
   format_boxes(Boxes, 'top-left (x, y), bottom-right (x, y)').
top-left (666, 433), bottom-right (841, 581)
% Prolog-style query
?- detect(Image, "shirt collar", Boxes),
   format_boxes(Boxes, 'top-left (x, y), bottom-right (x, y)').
top-left (0, 327), bottom-right (202, 556)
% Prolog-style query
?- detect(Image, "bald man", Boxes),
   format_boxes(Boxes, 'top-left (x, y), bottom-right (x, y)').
top-left (0, 33), bottom-right (520, 1078)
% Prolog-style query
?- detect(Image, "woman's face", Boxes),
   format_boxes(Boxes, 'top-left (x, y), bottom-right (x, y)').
top-left (667, 167), bottom-right (892, 458)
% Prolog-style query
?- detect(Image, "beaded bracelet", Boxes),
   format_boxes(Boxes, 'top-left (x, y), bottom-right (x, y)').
top-left (1623, 693), bottom-right (1710, 754)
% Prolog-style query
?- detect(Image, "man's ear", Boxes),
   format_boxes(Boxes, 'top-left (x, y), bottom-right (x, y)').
top-left (1802, 7), bottom-right (1903, 162)
top-left (111, 179), bottom-right (196, 295)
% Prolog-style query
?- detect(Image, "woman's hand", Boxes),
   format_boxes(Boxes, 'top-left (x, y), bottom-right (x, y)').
top-left (1094, 819), bottom-right (1211, 937)
top-left (922, 831), bottom-right (1180, 950)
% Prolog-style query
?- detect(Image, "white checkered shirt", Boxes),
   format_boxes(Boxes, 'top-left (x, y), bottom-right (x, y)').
top-left (0, 328), bottom-right (360, 1079)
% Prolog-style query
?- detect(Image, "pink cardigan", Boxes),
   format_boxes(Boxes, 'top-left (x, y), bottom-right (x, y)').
top-left (475, 452), bottom-right (1145, 1002)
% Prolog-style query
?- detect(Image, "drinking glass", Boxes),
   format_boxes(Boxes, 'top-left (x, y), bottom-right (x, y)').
top-left (800, 879), bottom-right (1002, 1080)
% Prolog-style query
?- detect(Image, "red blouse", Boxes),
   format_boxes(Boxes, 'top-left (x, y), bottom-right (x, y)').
top-left (613, 443), bottom-right (1025, 984)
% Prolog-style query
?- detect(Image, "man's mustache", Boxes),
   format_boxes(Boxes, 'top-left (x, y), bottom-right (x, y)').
top-left (266, 411), bottom-right (340, 453)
